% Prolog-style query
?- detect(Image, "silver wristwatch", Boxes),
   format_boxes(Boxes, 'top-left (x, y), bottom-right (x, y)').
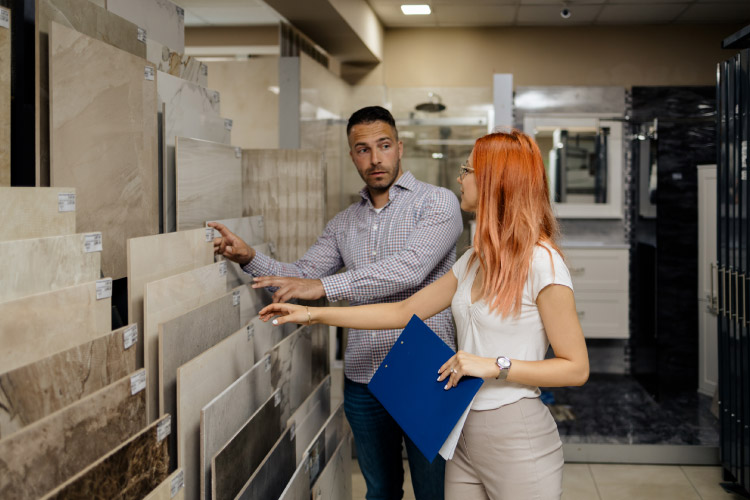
top-left (495, 356), bottom-right (511, 380)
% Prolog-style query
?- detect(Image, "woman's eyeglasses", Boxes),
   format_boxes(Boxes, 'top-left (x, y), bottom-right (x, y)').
top-left (459, 165), bottom-right (474, 180)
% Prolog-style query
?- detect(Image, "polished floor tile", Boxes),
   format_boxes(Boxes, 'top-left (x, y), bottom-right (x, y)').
top-left (561, 464), bottom-right (599, 500)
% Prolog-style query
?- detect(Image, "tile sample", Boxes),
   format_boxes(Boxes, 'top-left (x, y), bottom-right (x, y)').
top-left (176, 322), bottom-right (256, 500)
top-left (43, 413), bottom-right (169, 500)
top-left (233, 282), bottom-right (274, 326)
top-left (270, 325), bottom-right (313, 419)
top-left (144, 261), bottom-right (227, 421)
top-left (106, 0), bottom-right (185, 53)
top-left (218, 241), bottom-right (273, 290)
top-left (0, 369), bottom-right (147, 499)
top-left (278, 457), bottom-right (311, 500)
top-left (0, 280), bottom-right (111, 374)
top-left (158, 71), bottom-right (220, 117)
top-left (0, 324), bottom-right (138, 438)
top-left (0, 187), bottom-right (76, 240)
top-left (0, 232), bottom-right (101, 303)
top-left (311, 433), bottom-right (352, 500)
top-left (288, 376), bottom-right (332, 464)
top-left (144, 468), bottom-right (185, 500)
top-left (127, 228), bottom-right (214, 370)
top-left (206, 215), bottom-right (265, 246)
top-left (199, 356), bottom-right (273, 500)
top-left (49, 21), bottom-right (159, 279)
top-left (305, 404), bottom-right (347, 487)
top-left (235, 425), bottom-right (296, 500)
top-left (242, 149), bottom-right (325, 262)
top-left (37, 0), bottom-right (145, 186)
top-left (211, 390), bottom-right (283, 500)
top-left (147, 38), bottom-right (206, 87)
top-left (0, 7), bottom-right (9, 186)
top-left (158, 292), bottom-right (241, 469)
top-left (252, 309), bottom-right (297, 361)
top-left (175, 137), bottom-right (242, 231)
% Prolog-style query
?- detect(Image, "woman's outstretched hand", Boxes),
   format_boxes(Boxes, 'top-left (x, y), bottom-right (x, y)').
top-left (437, 350), bottom-right (502, 390)
top-left (259, 302), bottom-right (312, 326)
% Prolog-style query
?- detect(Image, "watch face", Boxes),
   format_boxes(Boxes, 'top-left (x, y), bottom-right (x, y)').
top-left (498, 357), bottom-right (511, 369)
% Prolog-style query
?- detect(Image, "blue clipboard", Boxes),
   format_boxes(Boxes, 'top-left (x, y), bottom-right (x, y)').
top-left (367, 315), bottom-right (483, 462)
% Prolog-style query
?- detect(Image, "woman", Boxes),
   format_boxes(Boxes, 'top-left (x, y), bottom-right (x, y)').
top-left (259, 130), bottom-right (589, 499)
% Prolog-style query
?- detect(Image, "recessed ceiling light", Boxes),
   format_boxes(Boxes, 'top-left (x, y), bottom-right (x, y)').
top-left (401, 4), bottom-right (431, 15)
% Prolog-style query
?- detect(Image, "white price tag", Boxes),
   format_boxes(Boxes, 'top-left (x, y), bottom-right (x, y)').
top-left (224, 118), bottom-right (233, 131)
top-left (743, 140), bottom-right (748, 166)
top-left (269, 242), bottom-right (277, 255)
top-left (170, 470), bottom-right (184, 497)
top-left (137, 27), bottom-right (146, 43)
top-left (212, 91), bottom-right (220, 104)
top-left (145, 66), bottom-right (155, 81)
top-left (130, 371), bottom-right (146, 395)
top-left (235, 147), bottom-right (242, 159)
top-left (274, 390), bottom-right (281, 406)
top-left (219, 261), bottom-right (227, 276)
top-left (96, 278), bottom-right (113, 300)
top-left (58, 193), bottom-right (76, 212)
top-left (123, 325), bottom-right (138, 350)
top-left (265, 356), bottom-right (272, 372)
top-left (205, 227), bottom-right (214, 242)
top-left (743, 170), bottom-right (747, 181)
top-left (290, 422), bottom-right (296, 440)
top-left (304, 456), bottom-right (311, 472)
top-left (84, 232), bottom-right (103, 253)
top-left (247, 324), bottom-right (255, 341)
top-left (200, 64), bottom-right (208, 76)
top-left (232, 290), bottom-right (240, 306)
top-left (258, 218), bottom-right (264, 230)
top-left (157, 415), bottom-right (171, 442)
top-left (0, 8), bottom-right (9, 29)
top-left (176, 5), bottom-right (185, 17)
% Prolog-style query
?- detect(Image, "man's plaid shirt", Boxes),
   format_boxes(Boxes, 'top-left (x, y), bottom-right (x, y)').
top-left (244, 171), bottom-right (463, 383)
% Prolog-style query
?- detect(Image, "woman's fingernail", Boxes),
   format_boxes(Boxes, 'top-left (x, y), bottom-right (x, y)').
top-left (437, 376), bottom-right (441, 381)
top-left (444, 384), bottom-right (449, 390)
top-left (272, 319), bottom-right (278, 325)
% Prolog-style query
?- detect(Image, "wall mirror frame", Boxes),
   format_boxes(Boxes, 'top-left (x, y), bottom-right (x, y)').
top-left (523, 114), bottom-right (624, 219)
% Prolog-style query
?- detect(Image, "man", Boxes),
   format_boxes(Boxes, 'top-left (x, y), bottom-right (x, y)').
top-left (209, 106), bottom-right (462, 499)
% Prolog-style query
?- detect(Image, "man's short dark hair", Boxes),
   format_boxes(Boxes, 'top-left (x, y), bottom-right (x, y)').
top-left (347, 106), bottom-right (398, 139)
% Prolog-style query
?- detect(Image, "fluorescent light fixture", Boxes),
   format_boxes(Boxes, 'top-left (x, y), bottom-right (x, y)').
top-left (401, 4), bottom-right (431, 15)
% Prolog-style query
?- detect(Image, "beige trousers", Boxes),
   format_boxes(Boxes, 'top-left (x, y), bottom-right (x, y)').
top-left (445, 397), bottom-right (564, 500)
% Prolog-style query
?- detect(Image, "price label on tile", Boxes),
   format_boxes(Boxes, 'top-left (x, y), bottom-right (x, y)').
top-left (274, 390), bottom-right (281, 406)
top-left (84, 232), bottom-right (102, 252)
top-left (743, 141), bottom-right (748, 166)
top-left (176, 5), bottom-right (185, 17)
top-left (247, 324), bottom-right (254, 341)
top-left (130, 371), bottom-right (146, 395)
top-left (269, 242), bottom-right (277, 255)
top-left (304, 455), bottom-right (311, 472)
top-left (212, 91), bottom-right (220, 104)
top-left (219, 261), bottom-right (227, 277)
top-left (200, 64), bottom-right (208, 77)
top-left (123, 324), bottom-right (138, 350)
top-left (205, 227), bottom-right (214, 242)
top-left (0, 8), bottom-right (9, 29)
top-left (258, 218), bottom-right (264, 230)
top-left (58, 192), bottom-right (76, 212)
top-left (144, 66), bottom-right (155, 81)
top-left (170, 469), bottom-right (184, 497)
top-left (224, 119), bottom-right (233, 131)
top-left (137, 27), bottom-right (147, 43)
top-left (232, 290), bottom-right (240, 306)
top-left (290, 422), bottom-right (296, 440)
top-left (743, 170), bottom-right (747, 181)
top-left (235, 147), bottom-right (242, 159)
top-left (265, 356), bottom-right (272, 372)
top-left (157, 415), bottom-right (171, 442)
top-left (96, 278), bottom-right (113, 300)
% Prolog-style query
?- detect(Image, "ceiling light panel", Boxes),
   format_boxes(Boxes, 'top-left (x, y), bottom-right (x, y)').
top-left (401, 4), bottom-right (432, 15)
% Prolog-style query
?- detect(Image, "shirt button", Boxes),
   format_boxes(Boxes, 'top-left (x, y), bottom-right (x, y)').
top-left (371, 251), bottom-right (376, 256)
top-left (372, 225), bottom-right (378, 231)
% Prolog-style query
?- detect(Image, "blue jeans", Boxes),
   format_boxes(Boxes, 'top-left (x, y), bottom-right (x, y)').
top-left (345, 377), bottom-right (445, 500)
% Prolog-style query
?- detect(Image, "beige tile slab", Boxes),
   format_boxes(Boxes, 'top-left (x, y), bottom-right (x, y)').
top-left (127, 228), bottom-right (214, 369)
top-left (0, 369), bottom-right (147, 499)
top-left (143, 260), bottom-right (227, 422)
top-left (590, 464), bottom-right (700, 500)
top-left (42, 412), bottom-right (169, 500)
top-left (312, 433), bottom-right (352, 500)
top-left (218, 241), bottom-right (273, 291)
top-left (147, 38), bottom-right (207, 87)
top-left (233, 282), bottom-right (274, 326)
top-left (561, 463), bottom-right (599, 500)
top-left (0, 280), bottom-right (111, 374)
top-left (176, 320), bottom-right (256, 500)
top-left (0, 187), bottom-right (77, 240)
top-left (49, 21), bottom-right (159, 279)
top-left (206, 215), bottom-right (265, 246)
top-left (0, 323), bottom-right (137, 439)
top-left (0, 232), bottom-right (101, 303)
top-left (176, 137), bottom-right (242, 231)
top-left (37, 0), bottom-right (146, 186)
top-left (106, 0), bottom-right (185, 53)
top-left (158, 71), bottom-right (220, 118)
top-left (0, 7), bottom-right (9, 186)
top-left (289, 376), bottom-right (332, 465)
top-left (144, 469), bottom-right (186, 500)
top-left (159, 291), bottom-right (241, 470)
top-left (681, 465), bottom-right (748, 500)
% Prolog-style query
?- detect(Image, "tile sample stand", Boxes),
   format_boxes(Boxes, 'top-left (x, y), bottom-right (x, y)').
top-left (147, 38), bottom-right (207, 87)
top-left (175, 137), bottom-right (242, 231)
top-left (311, 433), bottom-right (352, 500)
top-left (49, 22), bottom-right (158, 279)
top-left (158, 292), bottom-right (241, 470)
top-left (211, 389), bottom-right (283, 500)
top-left (0, 280), bottom-right (111, 374)
top-left (0, 369), bottom-right (147, 499)
top-left (0, 324), bottom-right (138, 438)
top-left (0, 6), bottom-right (9, 186)
top-left (176, 322), bottom-right (256, 500)
top-left (0, 232), bottom-right (101, 303)
top-left (106, 0), bottom-right (185, 53)
top-left (305, 404), bottom-right (347, 488)
top-left (144, 468), bottom-right (185, 500)
top-left (0, 187), bottom-right (76, 240)
top-left (143, 261), bottom-right (227, 421)
top-left (235, 425), bottom-right (296, 500)
top-left (37, 0), bottom-right (145, 186)
top-left (42, 413), bottom-right (170, 500)
top-left (127, 228), bottom-right (214, 372)
top-left (288, 376), bottom-right (332, 465)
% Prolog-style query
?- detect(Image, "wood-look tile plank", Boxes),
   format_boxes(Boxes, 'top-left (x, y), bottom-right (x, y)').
top-left (0, 7), bottom-right (9, 186)
top-left (106, 0), bottom-right (185, 53)
top-left (0, 187), bottom-right (77, 240)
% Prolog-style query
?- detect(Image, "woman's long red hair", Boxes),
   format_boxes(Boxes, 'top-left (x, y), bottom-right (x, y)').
top-left (468, 130), bottom-right (561, 317)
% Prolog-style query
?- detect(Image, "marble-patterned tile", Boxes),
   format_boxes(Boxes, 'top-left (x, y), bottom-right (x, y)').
top-left (200, 356), bottom-right (273, 500)
top-left (176, 321), bottom-right (256, 500)
top-left (589, 464), bottom-right (701, 500)
top-left (147, 38), bottom-right (206, 87)
top-left (158, 71), bottom-right (220, 118)
top-left (279, 456), bottom-right (311, 500)
top-left (43, 413), bottom-right (169, 500)
top-left (158, 292), bottom-right (241, 470)
top-left (289, 376), bottom-right (332, 465)
top-left (144, 261), bottom-right (227, 421)
top-left (0, 324), bottom-right (137, 439)
top-left (0, 369), bottom-right (147, 499)
top-left (312, 433), bottom-right (352, 500)
top-left (212, 389), bottom-right (283, 500)
top-left (176, 137), bottom-right (242, 231)
top-left (235, 425), bottom-right (296, 500)
top-left (37, 0), bottom-right (145, 186)
top-left (0, 280), bottom-right (111, 374)
top-left (0, 7), bottom-right (9, 186)
top-left (49, 22), bottom-right (158, 279)
top-left (0, 232), bottom-right (101, 303)
top-left (0, 187), bottom-right (77, 240)
top-left (106, 0), bottom-right (185, 53)
top-left (127, 228), bottom-right (214, 371)
top-left (144, 468), bottom-right (185, 500)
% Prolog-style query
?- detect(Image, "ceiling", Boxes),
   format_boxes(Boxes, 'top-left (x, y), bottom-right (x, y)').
top-left (172, 0), bottom-right (750, 27)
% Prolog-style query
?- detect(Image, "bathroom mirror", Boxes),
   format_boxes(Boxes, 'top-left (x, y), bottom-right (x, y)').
top-left (524, 115), bottom-right (623, 219)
